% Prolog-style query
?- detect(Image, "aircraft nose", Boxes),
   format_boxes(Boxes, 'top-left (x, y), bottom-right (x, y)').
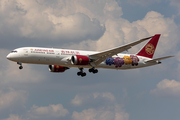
top-left (6, 54), bottom-right (11, 60)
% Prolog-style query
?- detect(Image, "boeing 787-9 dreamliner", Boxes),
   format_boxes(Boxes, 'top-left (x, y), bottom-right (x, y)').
top-left (7, 34), bottom-right (173, 77)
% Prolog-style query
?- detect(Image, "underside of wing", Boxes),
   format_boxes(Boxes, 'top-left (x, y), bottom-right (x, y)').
top-left (89, 36), bottom-right (153, 67)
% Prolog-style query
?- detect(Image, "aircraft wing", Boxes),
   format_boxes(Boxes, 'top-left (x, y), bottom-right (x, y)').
top-left (145, 56), bottom-right (174, 63)
top-left (89, 35), bottom-right (154, 67)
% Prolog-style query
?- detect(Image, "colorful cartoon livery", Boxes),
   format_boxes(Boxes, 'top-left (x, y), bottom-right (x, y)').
top-left (105, 55), bottom-right (139, 68)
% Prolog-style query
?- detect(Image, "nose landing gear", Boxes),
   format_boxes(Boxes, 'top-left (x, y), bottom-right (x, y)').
top-left (17, 62), bottom-right (23, 69)
top-left (77, 68), bottom-right (86, 77)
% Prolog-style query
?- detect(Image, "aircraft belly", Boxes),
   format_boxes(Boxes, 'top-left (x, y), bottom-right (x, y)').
top-left (96, 61), bottom-right (157, 70)
top-left (97, 63), bottom-right (132, 70)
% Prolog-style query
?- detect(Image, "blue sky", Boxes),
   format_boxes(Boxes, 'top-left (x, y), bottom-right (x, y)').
top-left (0, 0), bottom-right (180, 120)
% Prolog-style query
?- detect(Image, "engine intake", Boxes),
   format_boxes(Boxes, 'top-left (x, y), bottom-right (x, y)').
top-left (49, 65), bottom-right (69, 72)
top-left (71, 55), bottom-right (90, 65)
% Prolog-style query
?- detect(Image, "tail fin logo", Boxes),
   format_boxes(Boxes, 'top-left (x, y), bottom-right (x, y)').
top-left (145, 43), bottom-right (155, 55)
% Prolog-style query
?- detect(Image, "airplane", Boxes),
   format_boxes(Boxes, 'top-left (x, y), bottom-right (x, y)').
top-left (6, 34), bottom-right (173, 77)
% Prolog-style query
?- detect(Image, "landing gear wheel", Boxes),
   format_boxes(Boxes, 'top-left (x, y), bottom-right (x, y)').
top-left (89, 68), bottom-right (98, 74)
top-left (77, 72), bottom-right (82, 76)
top-left (19, 66), bottom-right (23, 69)
top-left (77, 68), bottom-right (87, 77)
top-left (93, 69), bottom-right (98, 74)
top-left (89, 68), bottom-right (93, 73)
top-left (81, 72), bottom-right (86, 77)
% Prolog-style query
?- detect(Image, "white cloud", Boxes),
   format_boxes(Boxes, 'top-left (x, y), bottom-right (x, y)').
top-left (97, 11), bottom-right (179, 56)
top-left (102, 92), bottom-right (116, 101)
top-left (71, 94), bottom-right (85, 106)
top-left (71, 92), bottom-right (116, 106)
top-left (71, 94), bottom-right (88, 106)
top-left (49, 0), bottom-right (123, 22)
top-left (2, 104), bottom-right (69, 120)
top-left (28, 104), bottom-right (69, 118)
top-left (71, 92), bottom-right (129, 120)
top-left (3, 114), bottom-right (24, 120)
top-left (2, 0), bottom-right (178, 57)
top-left (72, 108), bottom-right (114, 120)
top-left (0, 0), bottom-right (108, 42)
top-left (62, 40), bottom-right (97, 51)
top-left (132, 11), bottom-right (179, 56)
top-left (150, 79), bottom-right (180, 97)
top-left (0, 89), bottom-right (27, 110)
top-left (72, 104), bottom-right (129, 120)
top-left (66, 10), bottom-right (179, 58)
top-left (103, 1), bottom-right (123, 19)
top-left (0, 0), bottom-right (124, 44)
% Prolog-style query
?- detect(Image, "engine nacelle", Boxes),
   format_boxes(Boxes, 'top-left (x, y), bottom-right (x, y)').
top-left (71, 55), bottom-right (90, 65)
top-left (49, 65), bottom-right (69, 73)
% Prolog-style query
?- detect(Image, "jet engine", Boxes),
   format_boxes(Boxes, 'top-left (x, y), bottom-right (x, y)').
top-left (49, 65), bottom-right (69, 72)
top-left (71, 55), bottom-right (90, 65)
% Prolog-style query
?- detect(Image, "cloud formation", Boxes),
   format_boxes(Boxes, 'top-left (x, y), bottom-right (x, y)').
top-left (72, 105), bottom-right (129, 120)
top-left (28, 104), bottom-right (69, 118)
top-left (71, 92), bottom-right (116, 106)
top-left (1, 0), bottom-right (179, 55)
top-left (71, 11), bottom-right (179, 56)
top-left (150, 79), bottom-right (180, 97)
top-left (0, 89), bottom-right (27, 111)
top-left (0, 0), bottom-right (106, 42)
top-left (3, 114), bottom-right (24, 120)
top-left (71, 92), bottom-right (129, 120)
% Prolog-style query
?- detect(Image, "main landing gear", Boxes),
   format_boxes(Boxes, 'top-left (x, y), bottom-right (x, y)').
top-left (77, 68), bottom-right (86, 77)
top-left (89, 67), bottom-right (98, 74)
top-left (77, 68), bottom-right (98, 77)
top-left (17, 62), bottom-right (23, 69)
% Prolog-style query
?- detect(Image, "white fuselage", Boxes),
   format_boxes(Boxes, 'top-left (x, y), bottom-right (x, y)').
top-left (6, 47), bottom-right (158, 70)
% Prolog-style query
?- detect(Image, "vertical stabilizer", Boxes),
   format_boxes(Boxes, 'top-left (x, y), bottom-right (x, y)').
top-left (136, 34), bottom-right (160, 59)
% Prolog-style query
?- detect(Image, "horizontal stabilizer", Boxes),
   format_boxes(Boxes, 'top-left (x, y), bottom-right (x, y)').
top-left (145, 56), bottom-right (174, 63)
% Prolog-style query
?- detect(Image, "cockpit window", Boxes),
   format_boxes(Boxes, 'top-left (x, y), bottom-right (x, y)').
top-left (11, 51), bottom-right (17, 53)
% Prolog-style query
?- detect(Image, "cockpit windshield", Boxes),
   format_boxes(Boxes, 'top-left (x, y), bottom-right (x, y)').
top-left (11, 50), bottom-right (17, 53)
